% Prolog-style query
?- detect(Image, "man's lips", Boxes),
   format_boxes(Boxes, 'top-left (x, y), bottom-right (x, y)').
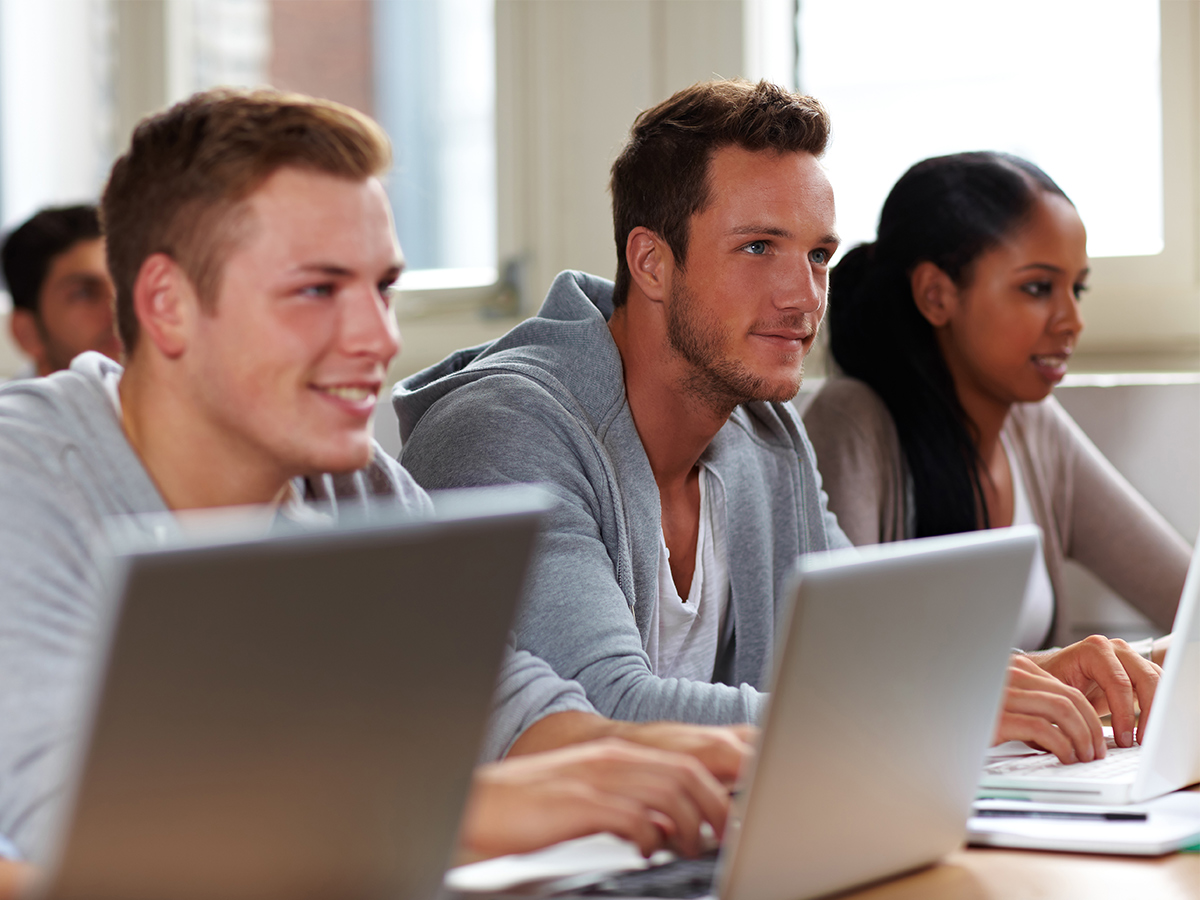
top-left (751, 329), bottom-right (813, 349)
top-left (311, 382), bottom-right (382, 414)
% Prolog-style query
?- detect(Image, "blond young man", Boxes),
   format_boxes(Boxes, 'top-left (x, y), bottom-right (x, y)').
top-left (0, 89), bottom-right (750, 873)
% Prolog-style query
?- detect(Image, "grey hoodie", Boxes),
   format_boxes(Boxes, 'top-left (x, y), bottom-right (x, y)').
top-left (0, 352), bottom-right (591, 862)
top-left (396, 271), bottom-right (851, 726)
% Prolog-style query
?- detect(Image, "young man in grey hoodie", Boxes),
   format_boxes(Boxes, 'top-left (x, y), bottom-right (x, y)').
top-left (396, 79), bottom-right (1166, 767)
top-left (0, 88), bottom-right (750, 873)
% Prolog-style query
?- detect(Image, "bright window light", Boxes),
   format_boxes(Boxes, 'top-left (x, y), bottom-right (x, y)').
top-left (799, 0), bottom-right (1163, 259)
top-left (375, 0), bottom-right (497, 275)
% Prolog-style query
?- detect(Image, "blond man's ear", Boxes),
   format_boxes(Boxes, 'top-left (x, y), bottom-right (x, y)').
top-left (130, 253), bottom-right (195, 360)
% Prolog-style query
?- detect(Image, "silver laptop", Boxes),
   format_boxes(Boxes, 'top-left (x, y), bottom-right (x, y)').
top-left (978, 537), bottom-right (1200, 806)
top-left (472, 526), bottom-right (1037, 900)
top-left (34, 487), bottom-right (549, 900)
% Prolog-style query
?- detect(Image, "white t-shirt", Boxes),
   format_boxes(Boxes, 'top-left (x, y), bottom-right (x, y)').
top-left (646, 465), bottom-right (731, 681)
top-left (1005, 432), bottom-right (1055, 650)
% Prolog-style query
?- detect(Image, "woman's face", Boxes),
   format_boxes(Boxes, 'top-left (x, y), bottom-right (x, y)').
top-left (937, 191), bottom-right (1088, 412)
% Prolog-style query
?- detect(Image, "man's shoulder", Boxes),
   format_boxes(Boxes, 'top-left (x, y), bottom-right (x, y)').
top-left (0, 361), bottom-right (114, 454)
top-left (396, 271), bottom-right (624, 445)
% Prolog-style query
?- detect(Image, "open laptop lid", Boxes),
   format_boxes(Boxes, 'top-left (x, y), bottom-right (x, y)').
top-left (976, 536), bottom-right (1200, 805)
top-left (39, 486), bottom-right (550, 900)
top-left (717, 527), bottom-right (1037, 900)
top-left (1130, 536), bottom-right (1200, 801)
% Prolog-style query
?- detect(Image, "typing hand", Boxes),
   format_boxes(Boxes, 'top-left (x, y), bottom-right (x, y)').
top-left (507, 712), bottom-right (756, 787)
top-left (608, 721), bottom-right (758, 787)
top-left (993, 654), bottom-right (1106, 764)
top-left (461, 738), bottom-right (730, 860)
top-left (1028, 635), bottom-right (1162, 748)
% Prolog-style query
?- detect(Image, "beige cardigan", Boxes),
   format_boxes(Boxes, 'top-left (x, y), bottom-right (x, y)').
top-left (802, 377), bottom-right (1190, 645)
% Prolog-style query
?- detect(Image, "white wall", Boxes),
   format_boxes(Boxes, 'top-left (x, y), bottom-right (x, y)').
top-left (1054, 376), bottom-right (1200, 641)
top-left (496, 0), bottom-right (747, 310)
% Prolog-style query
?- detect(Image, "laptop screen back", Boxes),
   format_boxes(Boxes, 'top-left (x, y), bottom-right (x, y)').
top-left (719, 528), bottom-right (1037, 900)
top-left (42, 493), bottom-right (545, 900)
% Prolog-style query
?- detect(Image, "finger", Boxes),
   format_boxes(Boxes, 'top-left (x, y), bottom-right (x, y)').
top-left (576, 744), bottom-right (724, 854)
top-left (584, 792), bottom-right (672, 858)
top-left (619, 757), bottom-right (726, 854)
top-left (995, 711), bottom-right (1078, 765)
top-left (1004, 667), bottom-right (1105, 760)
top-left (1124, 653), bottom-right (1162, 745)
top-left (600, 742), bottom-right (731, 837)
top-left (729, 724), bottom-right (760, 745)
top-left (613, 769), bottom-right (705, 857)
top-left (667, 757), bottom-right (731, 838)
top-left (1072, 636), bottom-right (1138, 747)
top-left (1002, 687), bottom-right (1100, 763)
top-left (698, 735), bottom-right (753, 786)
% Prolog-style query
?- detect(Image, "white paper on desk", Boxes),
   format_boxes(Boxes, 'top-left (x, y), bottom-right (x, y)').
top-left (446, 833), bottom-right (663, 893)
top-left (968, 791), bottom-right (1200, 856)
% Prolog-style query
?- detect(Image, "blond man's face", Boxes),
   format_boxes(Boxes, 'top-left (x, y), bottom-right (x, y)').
top-left (181, 167), bottom-right (403, 480)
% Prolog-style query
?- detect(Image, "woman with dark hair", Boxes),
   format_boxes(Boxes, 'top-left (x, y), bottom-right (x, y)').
top-left (803, 151), bottom-right (1190, 656)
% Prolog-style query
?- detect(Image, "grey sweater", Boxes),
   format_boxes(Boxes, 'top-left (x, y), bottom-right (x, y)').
top-left (396, 271), bottom-right (851, 726)
top-left (0, 353), bottom-right (592, 862)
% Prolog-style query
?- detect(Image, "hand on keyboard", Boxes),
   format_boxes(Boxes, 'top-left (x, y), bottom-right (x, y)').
top-left (462, 739), bottom-right (730, 860)
top-left (992, 654), bottom-right (1105, 765)
top-left (1027, 636), bottom-right (1162, 749)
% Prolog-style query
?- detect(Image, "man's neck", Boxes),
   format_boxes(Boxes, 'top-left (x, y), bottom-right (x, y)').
top-left (118, 360), bottom-right (292, 511)
top-left (608, 306), bottom-right (730, 491)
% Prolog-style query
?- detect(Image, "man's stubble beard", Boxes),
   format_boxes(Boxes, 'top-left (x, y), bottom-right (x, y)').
top-left (664, 275), bottom-right (808, 416)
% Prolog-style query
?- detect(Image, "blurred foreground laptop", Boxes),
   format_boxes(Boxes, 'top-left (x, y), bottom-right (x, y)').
top-left (450, 527), bottom-right (1038, 900)
top-left (31, 487), bottom-right (549, 900)
top-left (977, 537), bottom-right (1200, 808)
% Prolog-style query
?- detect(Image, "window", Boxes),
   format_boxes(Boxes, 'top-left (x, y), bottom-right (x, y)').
top-left (0, 0), bottom-right (114, 233)
top-left (375, 0), bottom-right (496, 280)
top-left (798, 0), bottom-right (1163, 259)
top-left (797, 0), bottom-right (1197, 360)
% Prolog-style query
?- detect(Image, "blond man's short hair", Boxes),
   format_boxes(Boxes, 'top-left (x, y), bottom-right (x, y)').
top-left (102, 87), bottom-right (392, 352)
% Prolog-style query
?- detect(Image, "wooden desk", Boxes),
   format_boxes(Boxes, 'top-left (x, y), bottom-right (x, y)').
top-left (840, 844), bottom-right (1198, 900)
top-left (840, 786), bottom-right (1200, 900)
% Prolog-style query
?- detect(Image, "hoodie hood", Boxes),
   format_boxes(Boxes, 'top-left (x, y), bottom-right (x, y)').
top-left (394, 270), bottom-right (625, 442)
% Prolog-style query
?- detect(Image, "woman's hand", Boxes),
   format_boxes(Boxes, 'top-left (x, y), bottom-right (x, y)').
top-left (1028, 635), bottom-right (1162, 747)
top-left (994, 635), bottom-right (1164, 763)
top-left (993, 654), bottom-right (1106, 763)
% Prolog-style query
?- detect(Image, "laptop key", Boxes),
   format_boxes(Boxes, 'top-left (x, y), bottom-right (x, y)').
top-left (573, 853), bottom-right (718, 898)
top-left (984, 744), bottom-right (1140, 779)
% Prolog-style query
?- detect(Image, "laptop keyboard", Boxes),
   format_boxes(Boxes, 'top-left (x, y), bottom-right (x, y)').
top-left (984, 740), bottom-right (1140, 780)
top-left (570, 853), bottom-right (718, 898)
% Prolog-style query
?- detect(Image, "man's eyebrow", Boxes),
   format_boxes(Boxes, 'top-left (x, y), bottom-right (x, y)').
top-left (294, 264), bottom-right (356, 277)
top-left (728, 224), bottom-right (793, 238)
top-left (726, 225), bottom-right (840, 246)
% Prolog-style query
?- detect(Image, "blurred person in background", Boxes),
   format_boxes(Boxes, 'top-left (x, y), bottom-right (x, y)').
top-left (1, 205), bottom-right (121, 378)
